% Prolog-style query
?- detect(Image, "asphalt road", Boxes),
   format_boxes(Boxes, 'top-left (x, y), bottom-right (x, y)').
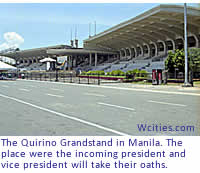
top-left (0, 79), bottom-right (199, 136)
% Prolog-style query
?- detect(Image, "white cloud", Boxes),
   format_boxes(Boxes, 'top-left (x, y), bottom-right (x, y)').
top-left (0, 32), bottom-right (24, 51)
top-left (0, 43), bottom-right (9, 50)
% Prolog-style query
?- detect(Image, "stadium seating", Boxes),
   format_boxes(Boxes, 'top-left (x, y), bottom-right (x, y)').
top-left (19, 63), bottom-right (46, 71)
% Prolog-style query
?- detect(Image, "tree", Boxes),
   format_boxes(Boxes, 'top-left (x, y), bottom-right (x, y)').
top-left (173, 49), bottom-right (185, 72)
top-left (165, 51), bottom-right (176, 73)
top-left (165, 49), bottom-right (185, 73)
top-left (165, 48), bottom-right (200, 73)
top-left (188, 48), bottom-right (200, 72)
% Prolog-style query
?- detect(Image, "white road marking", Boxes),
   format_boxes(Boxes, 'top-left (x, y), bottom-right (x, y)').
top-left (98, 102), bottom-right (135, 111)
top-left (0, 93), bottom-right (129, 136)
top-left (46, 93), bottom-right (64, 98)
top-left (19, 88), bottom-right (30, 92)
top-left (84, 92), bottom-right (106, 97)
top-left (18, 79), bottom-right (200, 96)
top-left (148, 100), bottom-right (187, 107)
top-left (1, 85), bottom-right (9, 88)
top-left (28, 85), bottom-right (37, 88)
top-left (102, 83), bottom-right (118, 86)
top-left (50, 88), bottom-right (64, 92)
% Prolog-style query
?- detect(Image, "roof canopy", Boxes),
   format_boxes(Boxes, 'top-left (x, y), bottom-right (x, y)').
top-left (47, 48), bottom-right (117, 56)
top-left (0, 61), bottom-right (17, 71)
top-left (84, 5), bottom-right (200, 51)
top-left (1, 45), bottom-right (71, 60)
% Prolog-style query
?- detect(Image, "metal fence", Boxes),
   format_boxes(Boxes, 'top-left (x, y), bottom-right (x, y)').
top-left (1, 71), bottom-right (200, 85)
top-left (167, 72), bottom-right (200, 83)
top-left (18, 72), bottom-right (114, 85)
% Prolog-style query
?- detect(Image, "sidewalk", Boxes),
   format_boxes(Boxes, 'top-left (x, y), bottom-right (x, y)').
top-left (102, 82), bottom-right (200, 94)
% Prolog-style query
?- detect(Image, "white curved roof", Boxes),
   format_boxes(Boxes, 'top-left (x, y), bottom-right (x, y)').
top-left (0, 61), bottom-right (17, 71)
top-left (84, 4), bottom-right (200, 51)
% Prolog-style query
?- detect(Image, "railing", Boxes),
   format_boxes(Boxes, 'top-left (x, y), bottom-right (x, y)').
top-left (1, 71), bottom-right (199, 86)
top-left (17, 72), bottom-right (124, 85)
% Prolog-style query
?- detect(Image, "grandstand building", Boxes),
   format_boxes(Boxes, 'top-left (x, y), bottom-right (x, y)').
top-left (1, 4), bottom-right (200, 72)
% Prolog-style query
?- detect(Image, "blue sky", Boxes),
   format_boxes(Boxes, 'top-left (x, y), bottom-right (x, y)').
top-left (0, 3), bottom-right (198, 50)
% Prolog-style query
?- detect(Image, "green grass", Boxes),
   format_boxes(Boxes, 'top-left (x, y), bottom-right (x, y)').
top-left (131, 81), bottom-right (152, 85)
top-left (194, 81), bottom-right (200, 84)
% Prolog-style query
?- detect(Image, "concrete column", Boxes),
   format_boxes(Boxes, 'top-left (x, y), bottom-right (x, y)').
top-left (137, 45), bottom-right (143, 57)
top-left (161, 41), bottom-right (167, 54)
top-left (123, 48), bottom-right (127, 59)
top-left (146, 44), bottom-right (151, 57)
top-left (127, 48), bottom-right (131, 59)
top-left (68, 56), bottom-right (71, 71)
top-left (140, 45), bottom-right (144, 57)
top-left (119, 50), bottom-right (122, 60)
top-left (89, 53), bottom-right (92, 66)
top-left (131, 46), bottom-right (136, 58)
top-left (192, 34), bottom-right (199, 48)
top-left (71, 57), bottom-right (73, 68)
top-left (152, 42), bottom-right (158, 56)
top-left (169, 40), bottom-right (176, 51)
top-left (95, 53), bottom-right (98, 67)
top-left (74, 57), bottom-right (77, 67)
top-left (70, 56), bottom-right (73, 69)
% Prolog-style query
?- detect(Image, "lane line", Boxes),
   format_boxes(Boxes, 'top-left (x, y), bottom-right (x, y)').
top-left (98, 102), bottom-right (135, 111)
top-left (28, 85), bottom-right (37, 88)
top-left (50, 88), bottom-right (64, 92)
top-left (102, 84), bottom-right (118, 86)
top-left (148, 100), bottom-right (187, 107)
top-left (84, 93), bottom-right (106, 97)
top-left (46, 93), bottom-right (64, 98)
top-left (18, 88), bottom-right (30, 92)
top-left (18, 79), bottom-right (200, 96)
top-left (0, 93), bottom-right (129, 136)
top-left (1, 85), bottom-right (9, 88)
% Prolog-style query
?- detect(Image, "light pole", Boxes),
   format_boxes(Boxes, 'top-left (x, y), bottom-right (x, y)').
top-left (183, 3), bottom-right (191, 87)
top-left (55, 56), bottom-right (58, 82)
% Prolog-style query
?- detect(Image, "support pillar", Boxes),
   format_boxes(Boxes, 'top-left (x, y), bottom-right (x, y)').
top-left (119, 50), bottom-right (123, 60)
top-left (68, 56), bottom-right (72, 71)
top-left (162, 41), bottom-right (167, 55)
top-left (170, 39), bottom-right (175, 51)
top-left (192, 34), bottom-right (199, 48)
top-left (89, 53), bottom-right (92, 66)
top-left (123, 48), bottom-right (127, 59)
top-left (154, 43), bottom-right (158, 56)
top-left (140, 45), bottom-right (144, 57)
top-left (74, 57), bottom-right (77, 67)
top-left (95, 53), bottom-right (98, 67)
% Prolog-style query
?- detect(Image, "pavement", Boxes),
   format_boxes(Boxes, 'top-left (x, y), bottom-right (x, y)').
top-left (0, 79), bottom-right (199, 136)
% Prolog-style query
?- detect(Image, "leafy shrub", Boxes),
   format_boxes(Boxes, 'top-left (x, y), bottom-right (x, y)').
top-left (106, 72), bottom-right (111, 76)
top-left (139, 70), bottom-right (148, 77)
top-left (86, 71), bottom-right (92, 75)
top-left (125, 69), bottom-right (148, 77)
top-left (81, 71), bottom-right (87, 75)
top-left (98, 71), bottom-right (105, 75)
top-left (126, 70), bottom-right (134, 76)
top-left (86, 70), bottom-right (105, 75)
top-left (110, 70), bottom-right (125, 76)
top-left (132, 69), bottom-right (140, 74)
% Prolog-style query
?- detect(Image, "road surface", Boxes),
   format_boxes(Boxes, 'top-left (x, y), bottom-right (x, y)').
top-left (0, 80), bottom-right (199, 136)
